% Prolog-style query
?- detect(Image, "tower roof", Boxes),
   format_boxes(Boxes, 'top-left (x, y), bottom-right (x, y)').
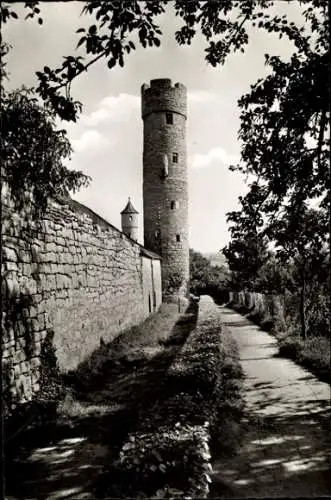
top-left (121, 197), bottom-right (139, 214)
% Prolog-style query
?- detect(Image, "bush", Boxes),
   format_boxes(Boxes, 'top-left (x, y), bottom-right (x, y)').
top-left (278, 334), bottom-right (330, 383)
top-left (108, 424), bottom-right (211, 499)
top-left (106, 296), bottom-right (244, 498)
top-left (300, 336), bottom-right (330, 371)
top-left (278, 336), bottom-right (302, 358)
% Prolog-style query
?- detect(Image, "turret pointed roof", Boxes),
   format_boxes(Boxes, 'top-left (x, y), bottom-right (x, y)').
top-left (121, 197), bottom-right (139, 214)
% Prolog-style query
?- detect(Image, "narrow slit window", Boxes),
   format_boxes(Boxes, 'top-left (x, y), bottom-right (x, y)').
top-left (171, 201), bottom-right (176, 209)
top-left (176, 234), bottom-right (181, 242)
top-left (166, 112), bottom-right (173, 125)
top-left (172, 152), bottom-right (178, 163)
top-left (155, 230), bottom-right (160, 239)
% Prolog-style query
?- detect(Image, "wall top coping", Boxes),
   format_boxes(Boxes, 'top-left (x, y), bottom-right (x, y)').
top-left (68, 198), bottom-right (161, 260)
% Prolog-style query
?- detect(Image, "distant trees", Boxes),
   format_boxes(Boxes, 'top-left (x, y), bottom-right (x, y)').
top-left (189, 249), bottom-right (230, 302)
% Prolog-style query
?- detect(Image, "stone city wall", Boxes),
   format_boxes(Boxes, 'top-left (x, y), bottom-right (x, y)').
top-left (1, 188), bottom-right (161, 413)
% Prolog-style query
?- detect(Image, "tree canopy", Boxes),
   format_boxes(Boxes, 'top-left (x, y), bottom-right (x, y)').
top-left (1, 1), bottom-right (329, 251)
top-left (1, 87), bottom-right (90, 214)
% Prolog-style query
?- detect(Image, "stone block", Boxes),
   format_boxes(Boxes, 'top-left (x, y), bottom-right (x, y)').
top-left (5, 261), bottom-right (18, 272)
top-left (33, 342), bottom-right (42, 356)
top-left (18, 249), bottom-right (31, 263)
top-left (32, 382), bottom-right (40, 393)
top-left (33, 294), bottom-right (43, 305)
top-left (37, 313), bottom-right (46, 330)
top-left (18, 337), bottom-right (26, 349)
top-left (22, 280), bottom-right (37, 296)
top-left (31, 262), bottom-right (39, 274)
top-left (55, 274), bottom-right (64, 289)
top-left (13, 350), bottom-right (26, 364)
top-left (49, 252), bottom-right (57, 263)
top-left (30, 356), bottom-right (41, 369)
top-left (21, 362), bottom-right (30, 374)
top-left (31, 244), bottom-right (41, 262)
top-left (23, 263), bottom-right (32, 276)
top-left (45, 275), bottom-right (56, 290)
top-left (5, 276), bottom-right (20, 299)
top-left (57, 236), bottom-right (65, 246)
top-left (3, 247), bottom-right (18, 262)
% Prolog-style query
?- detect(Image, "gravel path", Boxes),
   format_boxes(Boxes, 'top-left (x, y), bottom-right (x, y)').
top-left (211, 306), bottom-right (330, 498)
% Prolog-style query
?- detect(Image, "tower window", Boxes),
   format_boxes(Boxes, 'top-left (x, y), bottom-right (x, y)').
top-left (176, 234), bottom-right (181, 242)
top-left (171, 201), bottom-right (179, 210)
top-left (129, 216), bottom-right (133, 221)
top-left (166, 112), bottom-right (173, 125)
top-left (155, 230), bottom-right (160, 239)
top-left (172, 152), bottom-right (178, 163)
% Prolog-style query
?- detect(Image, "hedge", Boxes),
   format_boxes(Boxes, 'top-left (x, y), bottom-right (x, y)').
top-left (106, 296), bottom-right (244, 498)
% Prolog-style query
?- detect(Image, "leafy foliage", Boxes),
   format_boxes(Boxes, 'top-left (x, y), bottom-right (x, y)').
top-left (110, 424), bottom-right (211, 499)
top-left (189, 249), bottom-right (229, 301)
top-left (1, 87), bottom-right (90, 215)
top-left (222, 186), bottom-right (270, 290)
top-left (2, 0), bottom-right (328, 126)
top-left (106, 296), bottom-right (244, 498)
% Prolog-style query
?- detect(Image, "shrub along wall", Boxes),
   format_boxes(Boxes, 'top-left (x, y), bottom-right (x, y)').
top-left (108, 296), bottom-right (244, 499)
top-left (1, 187), bottom-right (161, 414)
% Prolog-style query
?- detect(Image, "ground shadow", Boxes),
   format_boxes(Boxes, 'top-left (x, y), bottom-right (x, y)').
top-left (5, 302), bottom-right (199, 500)
top-left (210, 393), bottom-right (331, 498)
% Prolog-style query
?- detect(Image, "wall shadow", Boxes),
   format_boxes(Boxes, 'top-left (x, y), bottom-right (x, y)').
top-left (5, 302), bottom-right (199, 500)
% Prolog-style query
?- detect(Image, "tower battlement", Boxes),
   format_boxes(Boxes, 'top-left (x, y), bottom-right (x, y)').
top-left (141, 79), bottom-right (187, 119)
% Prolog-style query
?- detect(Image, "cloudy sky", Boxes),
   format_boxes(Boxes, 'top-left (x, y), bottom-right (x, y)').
top-left (4, 1), bottom-right (304, 252)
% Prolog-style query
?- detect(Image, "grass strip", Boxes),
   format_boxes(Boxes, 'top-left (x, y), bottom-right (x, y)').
top-left (108, 296), bottom-right (244, 498)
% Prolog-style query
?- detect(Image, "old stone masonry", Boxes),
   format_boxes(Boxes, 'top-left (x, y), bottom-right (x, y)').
top-left (2, 79), bottom-right (190, 414)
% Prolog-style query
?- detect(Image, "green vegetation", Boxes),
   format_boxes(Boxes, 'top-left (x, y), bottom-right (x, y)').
top-left (105, 297), bottom-right (244, 498)
top-left (189, 248), bottom-right (230, 304)
top-left (230, 293), bottom-right (330, 384)
top-left (218, 1), bottom-right (329, 381)
top-left (1, 86), bottom-right (90, 216)
top-left (6, 297), bottom-right (244, 498)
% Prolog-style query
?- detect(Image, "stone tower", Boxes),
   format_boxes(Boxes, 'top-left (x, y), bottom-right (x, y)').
top-left (141, 78), bottom-right (189, 301)
top-left (121, 197), bottom-right (139, 241)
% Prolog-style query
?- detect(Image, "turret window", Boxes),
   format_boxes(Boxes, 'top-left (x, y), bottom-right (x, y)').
top-left (172, 152), bottom-right (178, 163)
top-left (171, 201), bottom-right (179, 210)
top-left (129, 216), bottom-right (133, 221)
top-left (176, 234), bottom-right (181, 242)
top-left (155, 230), bottom-right (160, 239)
top-left (166, 112), bottom-right (173, 125)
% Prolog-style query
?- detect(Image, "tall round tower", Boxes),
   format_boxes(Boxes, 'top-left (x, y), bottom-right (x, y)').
top-left (141, 78), bottom-right (189, 302)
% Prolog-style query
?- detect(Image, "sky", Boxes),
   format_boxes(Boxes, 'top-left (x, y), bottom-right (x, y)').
top-left (3, 1), bottom-right (304, 253)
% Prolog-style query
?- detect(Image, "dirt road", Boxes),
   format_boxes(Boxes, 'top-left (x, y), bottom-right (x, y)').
top-left (211, 306), bottom-right (330, 498)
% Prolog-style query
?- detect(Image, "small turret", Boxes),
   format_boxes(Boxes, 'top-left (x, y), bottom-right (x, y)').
top-left (121, 197), bottom-right (139, 241)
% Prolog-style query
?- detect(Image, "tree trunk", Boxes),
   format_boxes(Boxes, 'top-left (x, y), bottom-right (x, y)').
top-left (300, 269), bottom-right (306, 340)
